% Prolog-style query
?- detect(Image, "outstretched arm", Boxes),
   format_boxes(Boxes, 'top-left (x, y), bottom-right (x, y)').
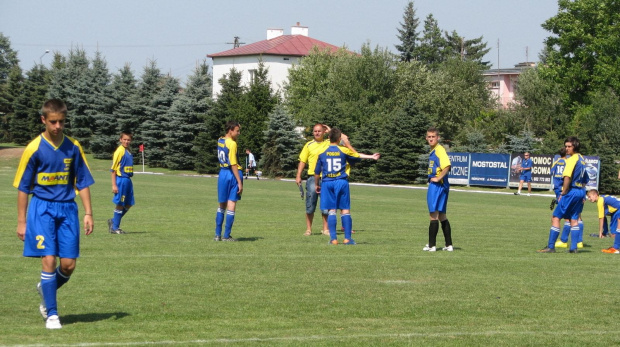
top-left (357, 153), bottom-right (381, 160)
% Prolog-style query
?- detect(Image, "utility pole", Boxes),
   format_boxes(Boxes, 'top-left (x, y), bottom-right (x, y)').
top-left (227, 36), bottom-right (245, 49)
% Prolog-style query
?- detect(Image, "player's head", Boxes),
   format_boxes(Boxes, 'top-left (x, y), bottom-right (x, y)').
top-left (225, 121), bottom-right (241, 140)
top-left (329, 127), bottom-right (342, 144)
top-left (120, 131), bottom-right (133, 148)
top-left (426, 127), bottom-right (440, 147)
top-left (559, 147), bottom-right (566, 158)
top-left (564, 136), bottom-right (580, 155)
top-left (312, 123), bottom-right (327, 141)
top-left (586, 189), bottom-right (599, 202)
top-left (41, 99), bottom-right (67, 138)
top-left (524, 152), bottom-right (530, 159)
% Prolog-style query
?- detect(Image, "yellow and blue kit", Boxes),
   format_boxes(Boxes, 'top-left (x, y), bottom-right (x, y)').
top-left (427, 143), bottom-right (451, 213)
top-left (217, 137), bottom-right (243, 203)
top-left (111, 145), bottom-right (134, 207)
top-left (552, 154), bottom-right (588, 221)
top-left (550, 157), bottom-right (567, 199)
top-left (13, 135), bottom-right (95, 258)
top-left (299, 139), bottom-right (329, 214)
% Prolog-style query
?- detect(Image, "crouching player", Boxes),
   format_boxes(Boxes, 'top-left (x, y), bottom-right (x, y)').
top-left (313, 128), bottom-right (380, 245)
top-left (586, 189), bottom-right (620, 253)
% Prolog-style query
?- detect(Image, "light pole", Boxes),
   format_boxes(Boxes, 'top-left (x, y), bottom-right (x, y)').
top-left (39, 50), bottom-right (50, 64)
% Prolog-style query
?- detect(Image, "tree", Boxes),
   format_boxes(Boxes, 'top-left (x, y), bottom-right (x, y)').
top-left (505, 130), bottom-right (536, 154)
top-left (1, 65), bottom-right (23, 141)
top-left (0, 33), bottom-right (20, 119)
top-left (417, 14), bottom-right (446, 69)
top-left (10, 65), bottom-right (50, 145)
top-left (261, 105), bottom-right (302, 178)
top-left (542, 0), bottom-right (620, 106)
top-left (165, 61), bottom-right (212, 170)
top-left (444, 31), bottom-right (491, 67)
top-left (395, 1), bottom-right (420, 62)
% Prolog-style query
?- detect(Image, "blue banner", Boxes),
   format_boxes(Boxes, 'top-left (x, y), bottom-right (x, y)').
top-left (469, 153), bottom-right (510, 187)
top-left (447, 152), bottom-right (469, 185)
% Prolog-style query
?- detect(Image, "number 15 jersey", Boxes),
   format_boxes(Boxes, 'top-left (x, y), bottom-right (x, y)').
top-left (313, 145), bottom-right (361, 181)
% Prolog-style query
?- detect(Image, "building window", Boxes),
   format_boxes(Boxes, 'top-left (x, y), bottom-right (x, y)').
top-left (490, 81), bottom-right (499, 89)
top-left (249, 69), bottom-right (257, 83)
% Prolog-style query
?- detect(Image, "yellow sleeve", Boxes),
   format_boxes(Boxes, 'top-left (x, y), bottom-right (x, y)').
top-left (110, 146), bottom-right (123, 175)
top-left (563, 155), bottom-right (578, 178)
top-left (13, 138), bottom-right (41, 189)
top-left (227, 139), bottom-right (238, 166)
top-left (298, 142), bottom-right (310, 163)
top-left (598, 198), bottom-right (605, 219)
top-left (436, 145), bottom-right (451, 170)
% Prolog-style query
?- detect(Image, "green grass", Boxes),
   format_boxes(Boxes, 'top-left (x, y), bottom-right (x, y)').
top-left (0, 151), bottom-right (618, 346)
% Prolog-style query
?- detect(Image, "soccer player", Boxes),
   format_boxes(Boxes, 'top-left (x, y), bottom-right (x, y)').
top-left (14, 99), bottom-right (95, 329)
top-left (313, 128), bottom-right (380, 245)
top-left (245, 148), bottom-right (259, 180)
top-left (214, 121), bottom-right (243, 241)
top-left (514, 152), bottom-right (533, 196)
top-left (423, 127), bottom-right (453, 252)
top-left (538, 136), bottom-right (589, 253)
top-left (108, 131), bottom-right (134, 234)
top-left (586, 189), bottom-right (620, 253)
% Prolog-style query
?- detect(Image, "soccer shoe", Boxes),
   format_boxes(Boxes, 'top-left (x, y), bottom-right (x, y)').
top-left (577, 242), bottom-right (584, 249)
top-left (550, 199), bottom-right (557, 210)
top-left (602, 247), bottom-right (620, 254)
top-left (110, 229), bottom-right (123, 234)
top-left (514, 192), bottom-right (521, 195)
top-left (107, 219), bottom-right (113, 233)
top-left (343, 239), bottom-right (356, 245)
top-left (527, 193), bottom-right (531, 196)
top-left (442, 245), bottom-right (454, 252)
top-left (222, 237), bottom-right (237, 242)
top-left (213, 236), bottom-right (222, 241)
top-left (423, 244), bottom-right (436, 252)
top-left (554, 241), bottom-right (568, 248)
top-left (568, 249), bottom-right (578, 254)
top-left (329, 239), bottom-right (338, 245)
top-left (36, 282), bottom-right (47, 320)
top-left (537, 247), bottom-right (556, 253)
top-left (45, 315), bottom-right (62, 329)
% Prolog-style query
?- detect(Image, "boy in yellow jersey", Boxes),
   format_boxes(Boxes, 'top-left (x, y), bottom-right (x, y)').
top-left (108, 132), bottom-right (134, 234)
top-left (14, 99), bottom-right (95, 329)
top-left (214, 121), bottom-right (243, 241)
top-left (586, 189), bottom-right (620, 253)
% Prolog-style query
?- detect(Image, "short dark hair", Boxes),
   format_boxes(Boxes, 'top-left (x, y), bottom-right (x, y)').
top-left (329, 127), bottom-right (342, 143)
top-left (565, 136), bottom-right (581, 152)
top-left (120, 131), bottom-right (133, 139)
top-left (41, 99), bottom-right (67, 118)
top-left (225, 120), bottom-right (240, 132)
top-left (426, 127), bottom-right (439, 135)
top-left (587, 189), bottom-right (599, 196)
top-left (559, 147), bottom-right (566, 157)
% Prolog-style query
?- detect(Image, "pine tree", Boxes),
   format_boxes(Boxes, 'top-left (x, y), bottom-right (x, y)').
top-left (417, 14), bottom-right (446, 69)
top-left (165, 62), bottom-right (212, 170)
top-left (395, 1), bottom-right (420, 62)
top-left (444, 31), bottom-right (491, 67)
top-left (1, 65), bottom-right (23, 142)
top-left (141, 75), bottom-right (180, 167)
top-left (261, 105), bottom-right (302, 178)
top-left (85, 52), bottom-right (115, 158)
top-left (0, 33), bottom-right (20, 119)
top-left (10, 65), bottom-right (50, 144)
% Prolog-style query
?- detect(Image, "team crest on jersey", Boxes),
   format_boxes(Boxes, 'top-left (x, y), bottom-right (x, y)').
top-left (38, 172), bottom-right (70, 185)
top-left (63, 158), bottom-right (72, 171)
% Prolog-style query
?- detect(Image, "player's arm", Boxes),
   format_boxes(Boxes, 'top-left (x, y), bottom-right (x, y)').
top-left (232, 166), bottom-right (243, 195)
top-left (561, 176), bottom-right (572, 196)
top-left (78, 187), bottom-right (94, 235)
top-left (16, 190), bottom-right (28, 241)
top-left (296, 161), bottom-right (306, 186)
top-left (356, 152), bottom-right (380, 160)
top-left (111, 171), bottom-right (118, 194)
top-left (431, 165), bottom-right (451, 183)
top-left (340, 133), bottom-right (357, 152)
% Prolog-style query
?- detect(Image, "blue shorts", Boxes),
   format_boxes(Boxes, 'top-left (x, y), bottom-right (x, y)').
top-left (112, 176), bottom-right (134, 207)
top-left (553, 189), bottom-right (562, 200)
top-left (519, 172), bottom-right (532, 182)
top-left (305, 176), bottom-right (327, 215)
top-left (218, 168), bottom-right (243, 203)
top-left (24, 196), bottom-right (80, 258)
top-left (552, 189), bottom-right (585, 220)
top-left (610, 210), bottom-right (620, 234)
top-left (320, 179), bottom-right (350, 211)
top-left (427, 182), bottom-right (449, 213)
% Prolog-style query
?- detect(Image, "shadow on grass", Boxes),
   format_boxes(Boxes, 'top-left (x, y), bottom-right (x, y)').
top-left (234, 237), bottom-right (263, 242)
top-left (62, 311), bottom-right (130, 325)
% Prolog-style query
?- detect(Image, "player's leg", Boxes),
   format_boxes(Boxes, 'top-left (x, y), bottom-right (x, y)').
top-left (515, 180), bottom-right (524, 195)
top-left (425, 184), bottom-right (442, 251)
top-left (439, 213), bottom-right (453, 251)
top-left (556, 220), bottom-right (570, 247)
top-left (305, 177), bottom-right (318, 234)
top-left (321, 181), bottom-right (338, 243)
top-left (40, 256), bottom-right (59, 323)
top-left (539, 216), bottom-right (562, 252)
top-left (527, 181), bottom-right (532, 195)
top-left (327, 210), bottom-right (338, 243)
top-left (223, 200), bottom-right (237, 240)
top-left (215, 172), bottom-right (231, 240)
top-left (577, 218), bottom-right (584, 248)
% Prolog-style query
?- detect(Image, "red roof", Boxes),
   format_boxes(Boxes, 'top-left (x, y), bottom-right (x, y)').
top-left (208, 35), bottom-right (342, 58)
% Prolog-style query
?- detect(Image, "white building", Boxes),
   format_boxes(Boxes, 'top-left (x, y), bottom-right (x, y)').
top-left (208, 23), bottom-right (342, 98)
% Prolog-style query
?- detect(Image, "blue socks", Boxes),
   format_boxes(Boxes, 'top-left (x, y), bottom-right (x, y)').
top-left (41, 271), bottom-right (57, 317)
top-left (560, 222), bottom-right (570, 243)
top-left (215, 208), bottom-right (224, 237)
top-left (577, 220), bottom-right (584, 243)
top-left (224, 210), bottom-right (235, 238)
top-left (55, 267), bottom-right (70, 289)
top-left (548, 226), bottom-right (560, 249)
top-left (112, 209), bottom-right (123, 230)
top-left (341, 213), bottom-right (352, 240)
top-left (569, 226), bottom-right (580, 251)
top-left (328, 211), bottom-right (337, 241)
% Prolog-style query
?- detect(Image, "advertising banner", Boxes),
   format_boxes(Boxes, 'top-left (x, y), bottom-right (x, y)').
top-left (583, 156), bottom-right (600, 190)
top-left (469, 153), bottom-right (510, 187)
top-left (447, 152), bottom-right (469, 185)
top-left (509, 153), bottom-right (554, 189)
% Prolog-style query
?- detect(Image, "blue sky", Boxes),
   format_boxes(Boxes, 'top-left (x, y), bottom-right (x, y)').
top-left (0, 0), bottom-right (559, 83)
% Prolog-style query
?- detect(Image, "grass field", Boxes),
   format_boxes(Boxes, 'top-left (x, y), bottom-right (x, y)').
top-left (0, 148), bottom-right (618, 346)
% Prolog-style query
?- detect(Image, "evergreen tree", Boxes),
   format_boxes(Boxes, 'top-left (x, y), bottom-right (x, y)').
top-left (165, 62), bottom-right (212, 170)
top-left (1, 65), bottom-right (23, 141)
top-left (417, 14), bottom-right (446, 69)
top-left (195, 68), bottom-right (244, 174)
top-left (261, 105), bottom-right (302, 178)
top-left (505, 130), bottom-right (536, 154)
top-left (0, 33), bottom-right (20, 118)
top-left (10, 65), bottom-right (50, 144)
top-left (141, 75), bottom-right (180, 167)
top-left (395, 1), bottom-right (420, 62)
top-left (80, 51), bottom-right (113, 156)
top-left (111, 64), bottom-right (139, 136)
top-left (238, 60), bottom-right (278, 164)
top-left (444, 31), bottom-right (491, 67)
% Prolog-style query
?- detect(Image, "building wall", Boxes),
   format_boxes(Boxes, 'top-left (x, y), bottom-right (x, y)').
top-left (211, 55), bottom-right (301, 97)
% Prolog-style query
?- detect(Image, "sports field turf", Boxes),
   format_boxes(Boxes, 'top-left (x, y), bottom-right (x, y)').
top-left (0, 151), bottom-right (617, 346)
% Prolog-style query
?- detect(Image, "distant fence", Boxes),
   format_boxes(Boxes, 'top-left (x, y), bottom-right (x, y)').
top-left (447, 152), bottom-right (600, 190)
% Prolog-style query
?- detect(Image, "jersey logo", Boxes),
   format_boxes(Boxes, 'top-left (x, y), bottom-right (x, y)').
top-left (63, 158), bottom-right (72, 171)
top-left (124, 166), bottom-right (133, 173)
top-left (37, 172), bottom-right (70, 185)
